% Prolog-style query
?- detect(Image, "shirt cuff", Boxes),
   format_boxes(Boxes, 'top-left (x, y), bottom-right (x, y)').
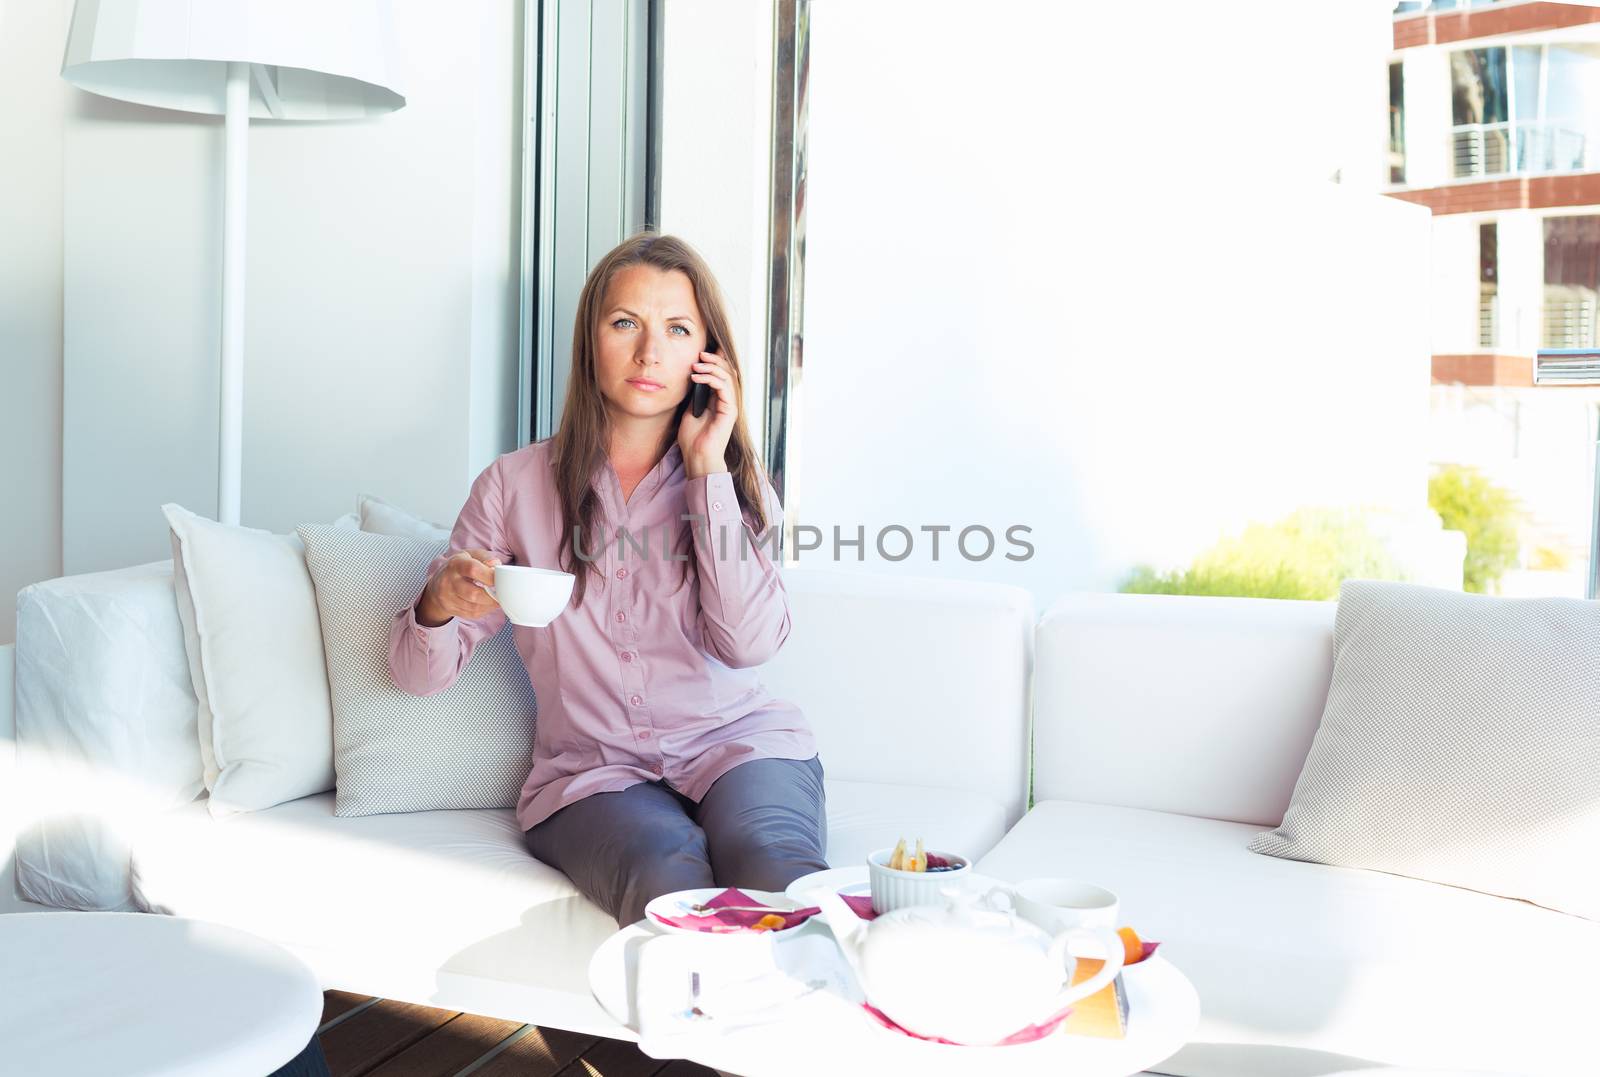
top-left (401, 598), bottom-right (460, 650)
top-left (686, 471), bottom-right (744, 549)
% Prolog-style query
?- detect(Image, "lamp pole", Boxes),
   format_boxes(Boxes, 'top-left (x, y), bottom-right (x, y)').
top-left (60, 1), bottom-right (406, 535)
top-left (219, 61), bottom-right (249, 527)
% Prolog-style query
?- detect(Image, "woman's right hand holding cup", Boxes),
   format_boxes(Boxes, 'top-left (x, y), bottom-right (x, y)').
top-left (417, 549), bottom-right (503, 627)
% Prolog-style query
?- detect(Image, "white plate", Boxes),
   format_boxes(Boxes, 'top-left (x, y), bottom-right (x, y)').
top-left (783, 867), bottom-right (869, 905)
top-left (645, 888), bottom-right (813, 938)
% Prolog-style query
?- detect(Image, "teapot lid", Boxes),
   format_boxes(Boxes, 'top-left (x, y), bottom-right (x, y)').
top-left (878, 885), bottom-right (1045, 944)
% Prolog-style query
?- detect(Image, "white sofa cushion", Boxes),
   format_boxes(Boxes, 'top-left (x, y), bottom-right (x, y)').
top-left (129, 791), bottom-right (621, 1034)
top-left (1250, 579), bottom-right (1600, 920)
top-left (358, 493), bottom-right (448, 540)
top-left (297, 524), bottom-right (537, 816)
top-left (1032, 591), bottom-right (1337, 826)
top-left (127, 777), bottom-right (1010, 1029)
top-left (163, 504), bottom-right (351, 816)
top-left (978, 799), bottom-right (1592, 1077)
top-left (762, 569), bottom-right (1035, 830)
top-left (13, 560), bottom-right (203, 910)
top-left (820, 778), bottom-right (1009, 870)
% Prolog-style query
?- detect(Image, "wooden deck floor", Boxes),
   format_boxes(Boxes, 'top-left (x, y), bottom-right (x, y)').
top-left (317, 991), bottom-right (718, 1077)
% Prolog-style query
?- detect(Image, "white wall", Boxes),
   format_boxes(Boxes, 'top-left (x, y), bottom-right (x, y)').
top-left (1399, 47), bottom-right (1452, 191)
top-left (54, 0), bottom-right (523, 575)
top-left (762, 0), bottom-right (1431, 602)
top-left (0, 0), bottom-right (72, 647)
top-left (1496, 210), bottom-right (1546, 355)
top-left (1427, 210), bottom-right (1547, 358)
top-left (1430, 214), bottom-right (1485, 355)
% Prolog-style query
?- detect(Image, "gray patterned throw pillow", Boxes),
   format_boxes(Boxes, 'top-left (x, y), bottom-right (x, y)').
top-left (1248, 578), bottom-right (1600, 919)
top-left (297, 525), bottom-right (537, 816)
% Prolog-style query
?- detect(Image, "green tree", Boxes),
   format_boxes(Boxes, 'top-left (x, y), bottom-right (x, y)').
top-left (1427, 464), bottom-right (1522, 594)
top-left (1120, 507), bottom-right (1407, 601)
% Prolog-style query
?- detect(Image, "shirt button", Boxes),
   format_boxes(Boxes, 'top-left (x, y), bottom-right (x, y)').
top-left (621, 651), bottom-right (633, 662)
top-left (638, 730), bottom-right (652, 740)
top-left (615, 610), bottom-right (626, 622)
top-left (712, 501), bottom-right (724, 511)
top-left (630, 694), bottom-right (643, 706)
top-left (615, 567), bottom-right (628, 579)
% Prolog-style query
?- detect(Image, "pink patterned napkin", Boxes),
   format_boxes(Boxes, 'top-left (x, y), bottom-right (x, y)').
top-left (648, 888), bottom-right (820, 933)
top-left (861, 1001), bottom-right (1075, 1045)
top-left (841, 893), bottom-right (877, 921)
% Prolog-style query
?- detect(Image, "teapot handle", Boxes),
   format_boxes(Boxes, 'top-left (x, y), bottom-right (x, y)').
top-left (974, 885), bottom-right (1017, 911)
top-left (1047, 926), bottom-right (1124, 1009)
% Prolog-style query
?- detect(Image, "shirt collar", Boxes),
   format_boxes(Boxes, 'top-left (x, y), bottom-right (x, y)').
top-left (591, 441), bottom-right (684, 499)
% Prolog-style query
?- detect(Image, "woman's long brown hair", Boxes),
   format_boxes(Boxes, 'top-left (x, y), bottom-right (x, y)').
top-left (547, 231), bottom-right (774, 608)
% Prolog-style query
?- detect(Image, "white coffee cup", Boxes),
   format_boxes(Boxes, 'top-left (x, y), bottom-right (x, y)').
top-left (1011, 878), bottom-right (1120, 933)
top-left (484, 564), bottom-right (575, 627)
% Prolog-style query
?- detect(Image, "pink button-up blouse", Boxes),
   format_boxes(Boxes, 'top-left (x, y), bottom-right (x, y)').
top-left (386, 439), bottom-right (817, 832)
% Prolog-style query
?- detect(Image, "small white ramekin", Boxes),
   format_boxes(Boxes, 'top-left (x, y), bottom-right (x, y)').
top-left (866, 847), bottom-right (972, 914)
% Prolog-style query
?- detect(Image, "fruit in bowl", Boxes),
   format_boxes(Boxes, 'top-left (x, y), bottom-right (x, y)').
top-left (868, 837), bottom-right (972, 914)
top-left (884, 837), bottom-right (967, 874)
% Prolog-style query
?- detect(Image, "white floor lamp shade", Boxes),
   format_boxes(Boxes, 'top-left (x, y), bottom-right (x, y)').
top-left (61, 0), bottom-right (406, 526)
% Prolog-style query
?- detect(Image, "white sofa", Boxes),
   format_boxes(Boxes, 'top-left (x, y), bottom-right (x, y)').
top-left (4, 564), bottom-right (1032, 1038)
top-left (981, 593), bottom-right (1590, 1077)
top-left (4, 567), bottom-right (1589, 1075)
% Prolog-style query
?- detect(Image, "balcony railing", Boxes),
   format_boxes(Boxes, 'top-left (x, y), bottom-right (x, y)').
top-left (1544, 289), bottom-right (1599, 349)
top-left (1451, 122), bottom-right (1596, 179)
top-left (1479, 291), bottom-right (1498, 348)
top-left (1534, 349), bottom-right (1600, 385)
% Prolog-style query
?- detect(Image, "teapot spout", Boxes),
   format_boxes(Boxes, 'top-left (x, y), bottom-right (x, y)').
top-left (800, 886), bottom-right (870, 982)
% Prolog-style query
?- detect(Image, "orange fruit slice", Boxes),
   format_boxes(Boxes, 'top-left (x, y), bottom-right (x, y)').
top-left (754, 914), bottom-right (786, 932)
top-left (1117, 926), bottom-right (1144, 965)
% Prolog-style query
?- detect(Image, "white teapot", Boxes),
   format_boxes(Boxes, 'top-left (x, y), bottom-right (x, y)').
top-left (805, 884), bottom-right (1124, 1046)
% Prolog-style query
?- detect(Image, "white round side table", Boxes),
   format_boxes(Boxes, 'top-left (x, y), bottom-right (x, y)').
top-left (1, 911), bottom-right (324, 1077)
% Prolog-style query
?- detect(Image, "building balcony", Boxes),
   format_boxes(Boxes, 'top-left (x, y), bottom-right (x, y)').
top-left (1451, 120), bottom-right (1599, 178)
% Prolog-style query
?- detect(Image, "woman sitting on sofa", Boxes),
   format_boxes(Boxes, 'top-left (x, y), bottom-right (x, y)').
top-left (387, 231), bottom-right (827, 928)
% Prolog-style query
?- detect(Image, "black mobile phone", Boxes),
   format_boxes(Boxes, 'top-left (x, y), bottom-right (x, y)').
top-left (690, 381), bottom-right (711, 418)
top-left (690, 341), bottom-right (717, 417)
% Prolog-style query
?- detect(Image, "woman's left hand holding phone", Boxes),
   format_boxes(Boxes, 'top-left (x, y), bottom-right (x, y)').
top-left (678, 350), bottom-right (738, 479)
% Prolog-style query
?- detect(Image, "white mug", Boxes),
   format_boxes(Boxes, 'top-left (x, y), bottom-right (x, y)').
top-left (1011, 878), bottom-right (1120, 933)
top-left (482, 564), bottom-right (575, 627)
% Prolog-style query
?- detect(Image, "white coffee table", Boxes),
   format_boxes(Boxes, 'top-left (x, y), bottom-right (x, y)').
top-left (587, 871), bottom-right (1200, 1077)
top-left (1, 911), bottom-right (324, 1077)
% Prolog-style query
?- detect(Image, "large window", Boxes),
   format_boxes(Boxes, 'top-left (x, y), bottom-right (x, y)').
top-left (1480, 221), bottom-right (1498, 348)
top-left (1390, 62), bottom-right (1406, 184)
top-left (1451, 47), bottom-right (1509, 176)
top-left (1543, 215), bottom-right (1600, 348)
top-left (1451, 44), bottom-right (1600, 178)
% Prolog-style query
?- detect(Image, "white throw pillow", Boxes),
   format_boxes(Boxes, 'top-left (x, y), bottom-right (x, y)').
top-left (162, 504), bottom-right (356, 817)
top-left (1249, 579), bottom-right (1600, 919)
top-left (359, 493), bottom-right (448, 540)
top-left (13, 559), bottom-right (203, 909)
top-left (297, 524), bottom-right (537, 816)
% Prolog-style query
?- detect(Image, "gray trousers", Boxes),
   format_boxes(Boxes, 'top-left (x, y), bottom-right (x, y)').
top-left (524, 755), bottom-right (829, 928)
